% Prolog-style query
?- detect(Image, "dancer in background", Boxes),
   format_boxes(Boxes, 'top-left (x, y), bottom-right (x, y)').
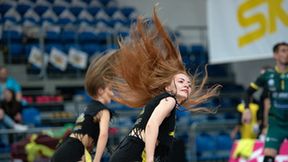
top-left (51, 51), bottom-right (116, 162)
top-left (109, 8), bottom-right (220, 162)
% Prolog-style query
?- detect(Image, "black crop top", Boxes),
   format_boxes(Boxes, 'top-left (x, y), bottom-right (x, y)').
top-left (73, 100), bottom-right (112, 143)
top-left (131, 92), bottom-right (177, 148)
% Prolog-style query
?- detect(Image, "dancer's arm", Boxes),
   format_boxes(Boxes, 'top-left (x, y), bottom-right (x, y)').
top-left (93, 110), bottom-right (110, 162)
top-left (145, 97), bottom-right (176, 162)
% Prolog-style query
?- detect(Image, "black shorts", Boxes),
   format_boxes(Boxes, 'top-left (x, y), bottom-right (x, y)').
top-left (109, 136), bottom-right (170, 162)
top-left (50, 137), bottom-right (84, 162)
top-left (109, 136), bottom-right (145, 162)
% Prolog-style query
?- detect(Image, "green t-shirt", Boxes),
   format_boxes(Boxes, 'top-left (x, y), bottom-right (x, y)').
top-left (251, 67), bottom-right (288, 125)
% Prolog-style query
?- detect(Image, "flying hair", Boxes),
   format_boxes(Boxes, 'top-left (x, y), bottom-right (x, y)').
top-left (111, 8), bottom-right (221, 111)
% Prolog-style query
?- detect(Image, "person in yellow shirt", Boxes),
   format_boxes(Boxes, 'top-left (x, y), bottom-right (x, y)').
top-left (231, 101), bottom-right (261, 140)
top-left (230, 100), bottom-right (262, 159)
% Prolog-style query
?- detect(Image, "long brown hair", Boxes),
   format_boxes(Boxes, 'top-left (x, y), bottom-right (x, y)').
top-left (84, 51), bottom-right (117, 98)
top-left (111, 8), bottom-right (220, 111)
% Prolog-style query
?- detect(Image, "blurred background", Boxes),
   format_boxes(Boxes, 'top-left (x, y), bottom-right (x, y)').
top-left (0, 0), bottom-right (287, 161)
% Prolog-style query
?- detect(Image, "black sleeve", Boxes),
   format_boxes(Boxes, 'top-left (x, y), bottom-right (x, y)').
top-left (244, 86), bottom-right (258, 109)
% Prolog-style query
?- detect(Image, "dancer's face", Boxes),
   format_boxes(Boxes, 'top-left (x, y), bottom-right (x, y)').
top-left (98, 86), bottom-right (114, 104)
top-left (166, 73), bottom-right (192, 103)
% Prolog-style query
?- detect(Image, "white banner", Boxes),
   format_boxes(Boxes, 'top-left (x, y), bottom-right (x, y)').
top-left (28, 47), bottom-right (48, 68)
top-left (207, 0), bottom-right (288, 64)
top-left (49, 48), bottom-right (68, 71)
top-left (68, 48), bottom-right (88, 69)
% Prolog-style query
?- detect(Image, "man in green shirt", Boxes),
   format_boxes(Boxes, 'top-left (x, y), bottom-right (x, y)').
top-left (242, 42), bottom-right (288, 162)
